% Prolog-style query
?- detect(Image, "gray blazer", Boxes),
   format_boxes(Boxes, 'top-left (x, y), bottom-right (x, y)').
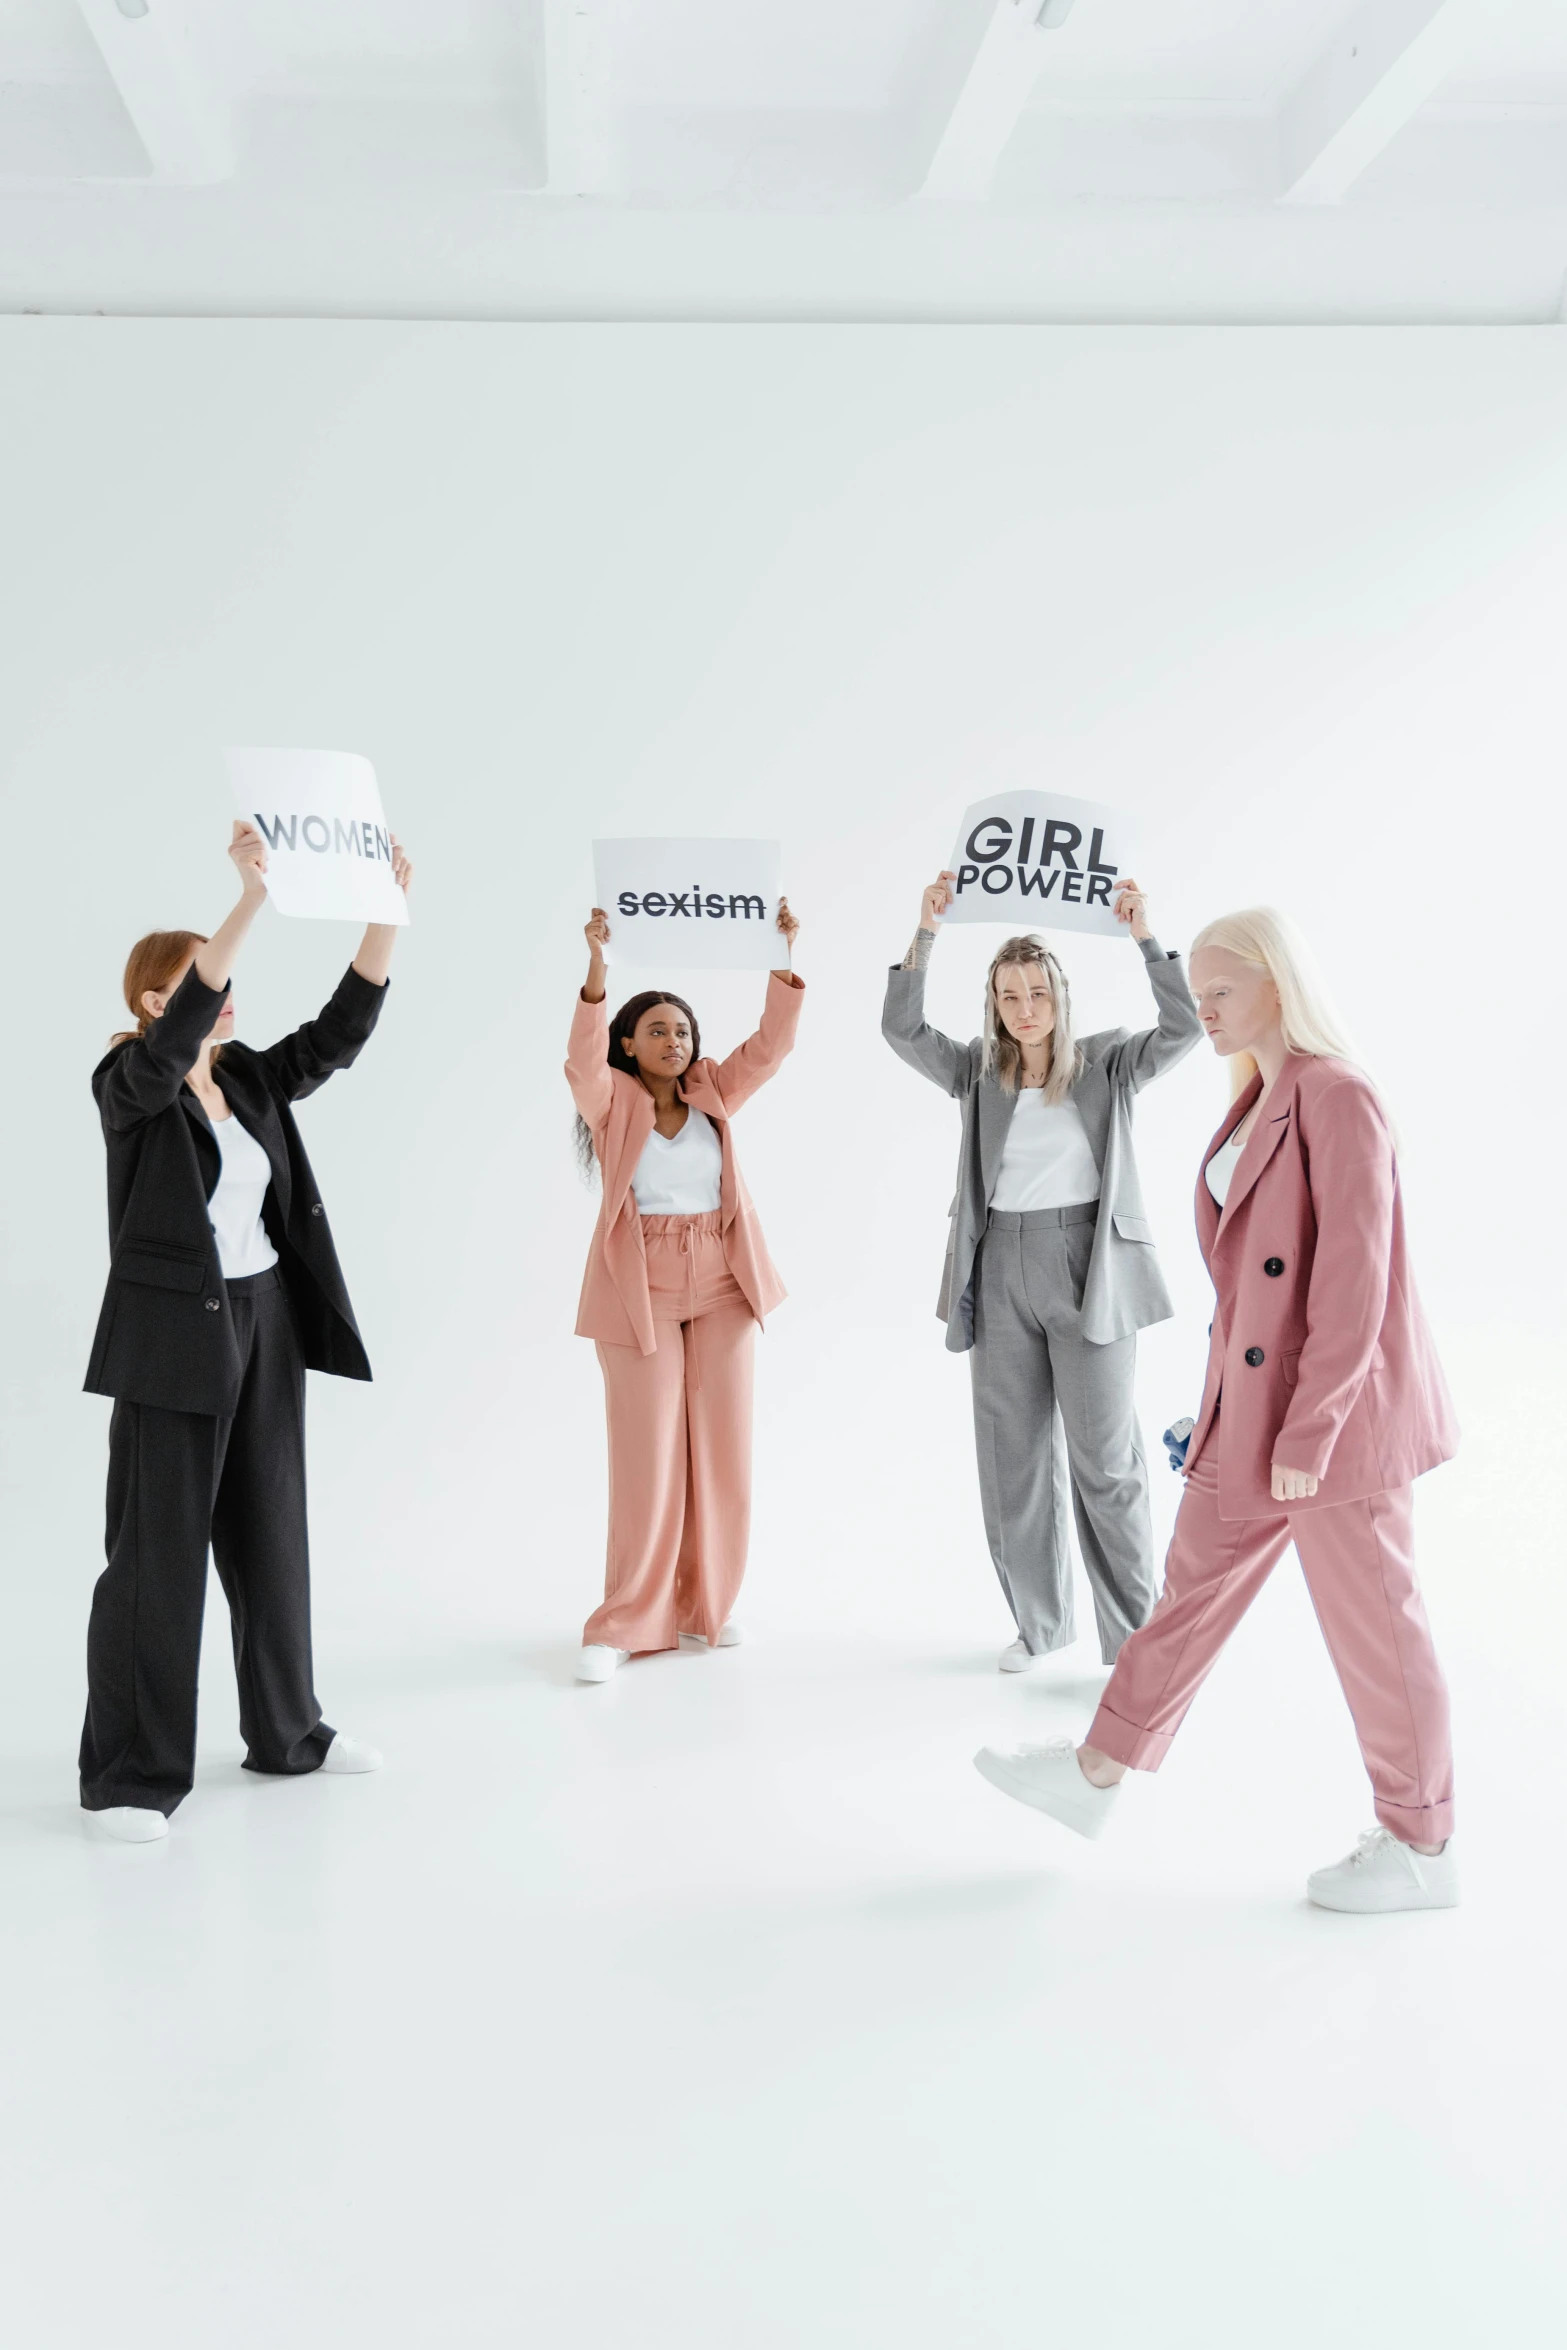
top-left (882, 936), bottom-right (1203, 1352)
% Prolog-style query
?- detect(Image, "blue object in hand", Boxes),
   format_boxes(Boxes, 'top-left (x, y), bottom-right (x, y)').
top-left (1163, 1417), bottom-right (1195, 1472)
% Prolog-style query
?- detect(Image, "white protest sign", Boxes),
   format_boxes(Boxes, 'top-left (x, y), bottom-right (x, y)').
top-left (943, 790), bottom-right (1133, 938)
top-left (593, 839), bottom-right (783, 972)
top-left (226, 749), bottom-right (408, 926)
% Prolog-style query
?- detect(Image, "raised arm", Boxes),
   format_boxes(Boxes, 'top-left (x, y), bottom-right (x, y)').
top-left (95, 963), bottom-right (232, 1131)
top-left (708, 899), bottom-right (804, 1114)
top-left (192, 820), bottom-right (269, 995)
top-left (565, 907), bottom-right (615, 1129)
top-left (95, 823), bottom-right (268, 1130)
top-left (1274, 1075), bottom-right (1397, 1481)
top-left (1104, 878), bottom-right (1203, 1091)
top-left (348, 835), bottom-right (414, 988)
top-left (257, 836), bottom-right (408, 1102)
top-left (259, 967), bottom-right (390, 1102)
top-left (881, 870), bottom-right (975, 1099)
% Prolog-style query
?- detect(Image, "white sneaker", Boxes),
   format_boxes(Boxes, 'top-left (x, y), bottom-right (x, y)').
top-left (998, 1639), bottom-right (1038, 1674)
top-left (679, 1622), bottom-right (743, 1650)
top-left (577, 1645), bottom-right (628, 1683)
top-left (1307, 1828), bottom-right (1459, 1913)
top-left (319, 1734), bottom-right (383, 1774)
top-left (91, 1806), bottom-right (169, 1844)
top-left (973, 1737), bottom-right (1122, 1840)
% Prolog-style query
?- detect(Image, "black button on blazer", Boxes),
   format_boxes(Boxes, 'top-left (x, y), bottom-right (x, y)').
top-left (84, 959), bottom-right (388, 1418)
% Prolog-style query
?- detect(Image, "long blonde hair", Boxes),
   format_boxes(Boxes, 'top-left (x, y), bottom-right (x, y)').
top-left (1192, 907), bottom-right (1356, 1097)
top-left (982, 935), bottom-right (1083, 1102)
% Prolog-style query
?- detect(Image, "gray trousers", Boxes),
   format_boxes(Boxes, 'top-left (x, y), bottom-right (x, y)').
top-left (969, 1206), bottom-right (1157, 1663)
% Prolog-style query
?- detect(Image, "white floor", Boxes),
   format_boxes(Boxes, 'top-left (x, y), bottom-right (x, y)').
top-left (1, 1516), bottom-right (1563, 2348)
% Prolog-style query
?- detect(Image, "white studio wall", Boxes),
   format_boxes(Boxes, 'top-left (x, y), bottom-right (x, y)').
top-left (3, 317), bottom-right (1567, 2350)
top-left (1, 318), bottom-right (1564, 1712)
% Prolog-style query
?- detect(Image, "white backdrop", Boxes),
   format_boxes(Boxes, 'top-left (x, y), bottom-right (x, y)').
top-left (1, 318), bottom-right (1564, 1734)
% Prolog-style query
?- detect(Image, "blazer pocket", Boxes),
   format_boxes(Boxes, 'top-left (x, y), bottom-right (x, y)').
top-left (1112, 1214), bottom-right (1154, 1244)
top-left (115, 1240), bottom-right (210, 1294)
top-left (1282, 1349), bottom-right (1302, 1389)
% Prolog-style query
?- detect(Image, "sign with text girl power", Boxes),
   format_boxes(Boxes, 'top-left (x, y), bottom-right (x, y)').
top-left (594, 839), bottom-right (782, 971)
top-left (943, 791), bottom-right (1134, 939)
top-left (225, 749), bottom-right (408, 925)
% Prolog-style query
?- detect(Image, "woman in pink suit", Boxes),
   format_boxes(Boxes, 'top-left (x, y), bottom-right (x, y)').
top-left (975, 908), bottom-right (1460, 1912)
top-left (566, 902), bottom-right (803, 1682)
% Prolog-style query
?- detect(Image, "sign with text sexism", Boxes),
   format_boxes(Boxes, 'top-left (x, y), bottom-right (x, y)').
top-left (593, 839), bottom-right (783, 971)
top-left (943, 791), bottom-right (1133, 939)
top-left (225, 749), bottom-right (408, 926)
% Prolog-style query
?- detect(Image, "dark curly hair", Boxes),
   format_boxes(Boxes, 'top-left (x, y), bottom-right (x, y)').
top-left (574, 989), bottom-right (703, 1179)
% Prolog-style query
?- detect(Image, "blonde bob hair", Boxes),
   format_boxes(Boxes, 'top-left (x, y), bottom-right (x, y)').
top-left (1191, 907), bottom-right (1356, 1096)
top-left (982, 935), bottom-right (1083, 1102)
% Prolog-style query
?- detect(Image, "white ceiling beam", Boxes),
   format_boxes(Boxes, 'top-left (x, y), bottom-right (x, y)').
top-left (914, 1), bottom-right (1060, 203)
top-left (74, 0), bottom-right (232, 185)
top-left (1279, 0), bottom-right (1500, 206)
top-left (525, 0), bottom-right (616, 196)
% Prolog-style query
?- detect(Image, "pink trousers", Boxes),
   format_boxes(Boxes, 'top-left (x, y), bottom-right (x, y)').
top-left (1086, 1418), bottom-right (1455, 1846)
top-left (584, 1214), bottom-right (756, 1656)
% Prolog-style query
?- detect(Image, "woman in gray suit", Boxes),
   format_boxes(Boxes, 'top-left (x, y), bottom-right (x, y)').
top-left (883, 872), bottom-right (1202, 1671)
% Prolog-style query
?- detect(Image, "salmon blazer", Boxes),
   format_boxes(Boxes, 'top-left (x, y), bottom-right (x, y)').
top-left (566, 972), bottom-right (804, 1354)
top-left (1189, 1053), bottom-right (1457, 1520)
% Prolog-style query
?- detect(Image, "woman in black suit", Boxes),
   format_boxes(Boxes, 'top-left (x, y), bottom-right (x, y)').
top-left (80, 817), bottom-right (412, 1841)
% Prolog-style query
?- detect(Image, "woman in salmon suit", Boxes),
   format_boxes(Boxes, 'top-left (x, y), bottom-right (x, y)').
top-left (566, 901), bottom-right (803, 1683)
top-left (974, 907), bottom-right (1460, 1912)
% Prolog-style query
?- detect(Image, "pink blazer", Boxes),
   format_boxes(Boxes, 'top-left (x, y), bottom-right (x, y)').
top-left (1189, 1054), bottom-right (1457, 1520)
top-left (565, 972), bottom-right (804, 1354)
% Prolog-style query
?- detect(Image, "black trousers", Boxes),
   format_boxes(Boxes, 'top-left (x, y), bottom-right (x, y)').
top-left (79, 1268), bottom-right (334, 1815)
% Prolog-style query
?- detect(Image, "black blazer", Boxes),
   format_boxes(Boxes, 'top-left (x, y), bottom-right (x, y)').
top-left (84, 960), bottom-right (389, 1417)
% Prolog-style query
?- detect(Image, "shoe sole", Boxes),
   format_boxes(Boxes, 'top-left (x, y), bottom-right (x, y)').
top-left (972, 1749), bottom-right (1112, 1841)
top-left (1307, 1882), bottom-right (1460, 1913)
top-left (997, 1656), bottom-right (1037, 1674)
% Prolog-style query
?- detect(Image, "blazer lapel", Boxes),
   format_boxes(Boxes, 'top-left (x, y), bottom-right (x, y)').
top-left (179, 1085), bottom-right (222, 1200)
top-left (677, 1065), bottom-right (739, 1221)
top-left (1071, 1055), bottom-right (1112, 1169)
top-left (604, 1072), bottom-right (656, 1226)
top-left (977, 1076), bottom-right (1017, 1201)
top-left (680, 1065), bottom-right (724, 1124)
top-left (213, 1063), bottom-right (293, 1220)
top-left (1213, 1062), bottom-right (1302, 1238)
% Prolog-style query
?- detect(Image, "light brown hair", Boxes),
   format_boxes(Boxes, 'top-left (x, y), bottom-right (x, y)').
top-left (111, 929), bottom-right (210, 1048)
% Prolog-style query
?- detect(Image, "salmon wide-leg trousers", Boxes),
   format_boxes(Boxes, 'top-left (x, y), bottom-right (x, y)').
top-left (585, 1214), bottom-right (756, 1656)
top-left (1086, 1417), bottom-right (1455, 1847)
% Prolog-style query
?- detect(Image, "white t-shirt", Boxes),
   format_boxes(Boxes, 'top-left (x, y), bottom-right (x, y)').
top-left (991, 1089), bottom-right (1102, 1213)
top-left (631, 1107), bottom-right (724, 1216)
top-left (1205, 1133), bottom-right (1246, 1207)
top-left (209, 1111), bottom-right (280, 1279)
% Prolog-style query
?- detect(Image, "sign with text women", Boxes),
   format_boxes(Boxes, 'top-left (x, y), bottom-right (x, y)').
top-left (226, 748), bottom-right (409, 926)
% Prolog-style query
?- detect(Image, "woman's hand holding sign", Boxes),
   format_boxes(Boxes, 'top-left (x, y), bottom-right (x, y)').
top-left (920, 872), bottom-right (958, 932)
top-left (228, 818), bottom-right (269, 897)
top-left (771, 897), bottom-right (800, 981)
top-left (583, 907), bottom-right (611, 1005)
top-left (193, 821), bottom-right (271, 996)
top-left (352, 834), bottom-right (414, 988)
top-left (1113, 876), bottom-right (1153, 944)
